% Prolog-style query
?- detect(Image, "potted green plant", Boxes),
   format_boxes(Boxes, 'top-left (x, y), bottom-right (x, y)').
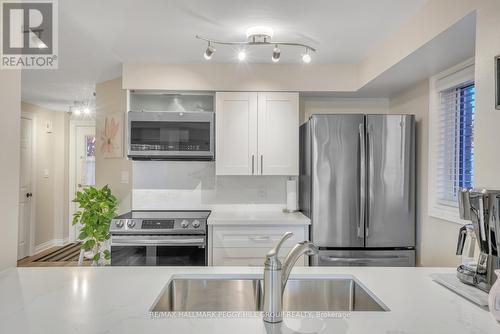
top-left (72, 185), bottom-right (118, 266)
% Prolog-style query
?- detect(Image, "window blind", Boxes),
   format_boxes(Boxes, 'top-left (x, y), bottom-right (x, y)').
top-left (437, 82), bottom-right (475, 205)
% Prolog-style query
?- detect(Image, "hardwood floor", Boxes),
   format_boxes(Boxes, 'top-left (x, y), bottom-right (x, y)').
top-left (17, 243), bottom-right (91, 267)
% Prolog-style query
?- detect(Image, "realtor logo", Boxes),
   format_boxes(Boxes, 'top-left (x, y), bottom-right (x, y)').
top-left (1, 0), bottom-right (58, 69)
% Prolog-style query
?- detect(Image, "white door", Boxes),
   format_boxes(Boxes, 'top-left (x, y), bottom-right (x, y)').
top-left (70, 125), bottom-right (96, 241)
top-left (257, 92), bottom-right (299, 175)
top-left (18, 117), bottom-right (33, 259)
top-left (215, 92), bottom-right (258, 175)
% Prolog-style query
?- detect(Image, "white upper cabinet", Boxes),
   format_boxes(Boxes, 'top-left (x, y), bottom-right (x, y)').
top-left (257, 92), bottom-right (299, 175)
top-left (216, 92), bottom-right (299, 176)
top-left (216, 92), bottom-right (258, 175)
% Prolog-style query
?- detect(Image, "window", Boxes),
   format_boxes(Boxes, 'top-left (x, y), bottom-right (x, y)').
top-left (437, 83), bottom-right (475, 204)
top-left (429, 60), bottom-right (475, 222)
top-left (81, 135), bottom-right (96, 187)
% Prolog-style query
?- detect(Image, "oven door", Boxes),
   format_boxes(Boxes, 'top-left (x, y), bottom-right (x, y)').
top-left (110, 235), bottom-right (207, 266)
top-left (128, 111), bottom-right (214, 160)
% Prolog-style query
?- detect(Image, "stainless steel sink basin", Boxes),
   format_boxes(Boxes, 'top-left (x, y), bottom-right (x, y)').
top-left (150, 275), bottom-right (388, 312)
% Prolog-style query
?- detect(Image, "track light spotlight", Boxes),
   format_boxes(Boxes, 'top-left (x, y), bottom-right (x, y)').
top-left (302, 48), bottom-right (311, 64)
top-left (271, 45), bottom-right (281, 63)
top-left (237, 50), bottom-right (247, 61)
top-left (204, 43), bottom-right (215, 60)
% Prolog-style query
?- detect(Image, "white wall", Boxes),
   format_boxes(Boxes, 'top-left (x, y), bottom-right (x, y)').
top-left (95, 77), bottom-right (132, 214)
top-left (122, 63), bottom-right (358, 92)
top-left (21, 102), bottom-right (69, 249)
top-left (300, 97), bottom-right (389, 123)
top-left (389, 81), bottom-right (460, 267)
top-left (0, 70), bottom-right (21, 270)
top-left (133, 161), bottom-right (288, 210)
top-left (472, 0), bottom-right (500, 188)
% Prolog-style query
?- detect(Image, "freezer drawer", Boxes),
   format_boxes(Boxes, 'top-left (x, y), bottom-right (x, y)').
top-left (311, 249), bottom-right (415, 267)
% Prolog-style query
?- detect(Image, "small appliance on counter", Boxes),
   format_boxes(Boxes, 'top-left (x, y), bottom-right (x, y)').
top-left (456, 223), bottom-right (478, 285)
top-left (109, 210), bottom-right (210, 266)
top-left (457, 189), bottom-right (500, 292)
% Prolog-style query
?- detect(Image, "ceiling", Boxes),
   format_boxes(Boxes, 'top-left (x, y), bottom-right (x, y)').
top-left (21, 0), bottom-right (429, 111)
top-left (302, 12), bottom-right (476, 98)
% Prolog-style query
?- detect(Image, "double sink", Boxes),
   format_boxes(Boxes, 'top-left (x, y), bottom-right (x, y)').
top-left (151, 275), bottom-right (388, 312)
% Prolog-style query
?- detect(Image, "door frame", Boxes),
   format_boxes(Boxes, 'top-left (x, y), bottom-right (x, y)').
top-left (20, 111), bottom-right (36, 257)
top-left (68, 119), bottom-right (96, 242)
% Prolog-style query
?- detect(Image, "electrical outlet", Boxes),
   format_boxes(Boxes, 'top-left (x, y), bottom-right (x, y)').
top-left (257, 189), bottom-right (267, 199)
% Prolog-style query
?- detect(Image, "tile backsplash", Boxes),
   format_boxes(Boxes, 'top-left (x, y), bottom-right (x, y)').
top-left (132, 161), bottom-right (288, 210)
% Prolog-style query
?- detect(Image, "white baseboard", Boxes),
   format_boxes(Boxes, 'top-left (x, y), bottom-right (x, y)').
top-left (34, 238), bottom-right (70, 254)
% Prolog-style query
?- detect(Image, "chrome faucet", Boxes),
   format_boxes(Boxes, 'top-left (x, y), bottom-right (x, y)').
top-left (262, 232), bottom-right (318, 323)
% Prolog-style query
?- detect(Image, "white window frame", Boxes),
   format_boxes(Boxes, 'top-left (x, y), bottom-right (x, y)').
top-left (428, 58), bottom-right (475, 224)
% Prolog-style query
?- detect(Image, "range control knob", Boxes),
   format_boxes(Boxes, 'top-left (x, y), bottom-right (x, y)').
top-left (192, 220), bottom-right (200, 228)
top-left (115, 220), bottom-right (124, 228)
top-left (127, 220), bottom-right (136, 228)
top-left (181, 220), bottom-right (189, 228)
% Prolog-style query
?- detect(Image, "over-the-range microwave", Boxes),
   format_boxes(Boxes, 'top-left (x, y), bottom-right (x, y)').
top-left (127, 111), bottom-right (215, 160)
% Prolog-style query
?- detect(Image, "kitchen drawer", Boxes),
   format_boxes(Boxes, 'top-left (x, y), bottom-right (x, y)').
top-left (211, 225), bottom-right (306, 248)
top-left (212, 247), bottom-right (307, 266)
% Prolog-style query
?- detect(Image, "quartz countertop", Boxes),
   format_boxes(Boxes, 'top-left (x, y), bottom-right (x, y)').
top-left (207, 209), bottom-right (311, 225)
top-left (0, 266), bottom-right (498, 333)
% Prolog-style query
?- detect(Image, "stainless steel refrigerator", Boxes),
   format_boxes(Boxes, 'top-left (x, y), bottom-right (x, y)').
top-left (299, 114), bottom-right (416, 266)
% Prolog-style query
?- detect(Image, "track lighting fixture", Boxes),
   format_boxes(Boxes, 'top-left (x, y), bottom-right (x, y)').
top-left (196, 26), bottom-right (315, 63)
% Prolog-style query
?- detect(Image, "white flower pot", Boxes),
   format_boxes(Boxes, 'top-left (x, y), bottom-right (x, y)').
top-left (489, 270), bottom-right (500, 321)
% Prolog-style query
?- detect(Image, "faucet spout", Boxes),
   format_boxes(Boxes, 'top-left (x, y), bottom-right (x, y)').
top-left (281, 241), bottom-right (318, 291)
top-left (262, 233), bottom-right (318, 323)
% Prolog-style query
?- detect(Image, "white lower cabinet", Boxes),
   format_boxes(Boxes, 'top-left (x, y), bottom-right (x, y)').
top-left (212, 247), bottom-right (298, 266)
top-left (209, 225), bottom-right (309, 266)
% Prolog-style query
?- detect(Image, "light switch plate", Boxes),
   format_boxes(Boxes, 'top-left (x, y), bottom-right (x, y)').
top-left (45, 121), bottom-right (53, 133)
top-left (43, 169), bottom-right (49, 178)
top-left (120, 171), bottom-right (129, 184)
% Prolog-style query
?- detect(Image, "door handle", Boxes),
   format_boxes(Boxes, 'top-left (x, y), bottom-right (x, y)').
top-left (252, 155), bottom-right (255, 175)
top-left (366, 126), bottom-right (374, 237)
top-left (358, 123), bottom-right (366, 238)
top-left (26, 192), bottom-right (33, 198)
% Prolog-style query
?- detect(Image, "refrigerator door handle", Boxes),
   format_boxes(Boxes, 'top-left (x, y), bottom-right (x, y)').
top-left (366, 125), bottom-right (374, 237)
top-left (319, 256), bottom-right (405, 263)
top-left (358, 123), bottom-right (366, 238)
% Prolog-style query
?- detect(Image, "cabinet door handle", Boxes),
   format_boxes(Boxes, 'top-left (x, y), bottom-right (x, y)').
top-left (261, 155), bottom-right (263, 175)
top-left (252, 155), bottom-right (255, 175)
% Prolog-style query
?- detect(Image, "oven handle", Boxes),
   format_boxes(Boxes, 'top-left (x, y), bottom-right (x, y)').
top-left (111, 237), bottom-right (206, 247)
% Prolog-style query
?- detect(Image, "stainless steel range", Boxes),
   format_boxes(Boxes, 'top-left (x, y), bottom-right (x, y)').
top-left (110, 210), bottom-right (210, 266)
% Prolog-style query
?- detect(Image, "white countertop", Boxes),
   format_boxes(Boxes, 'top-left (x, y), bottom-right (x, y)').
top-left (0, 266), bottom-right (498, 333)
top-left (207, 209), bottom-right (311, 225)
